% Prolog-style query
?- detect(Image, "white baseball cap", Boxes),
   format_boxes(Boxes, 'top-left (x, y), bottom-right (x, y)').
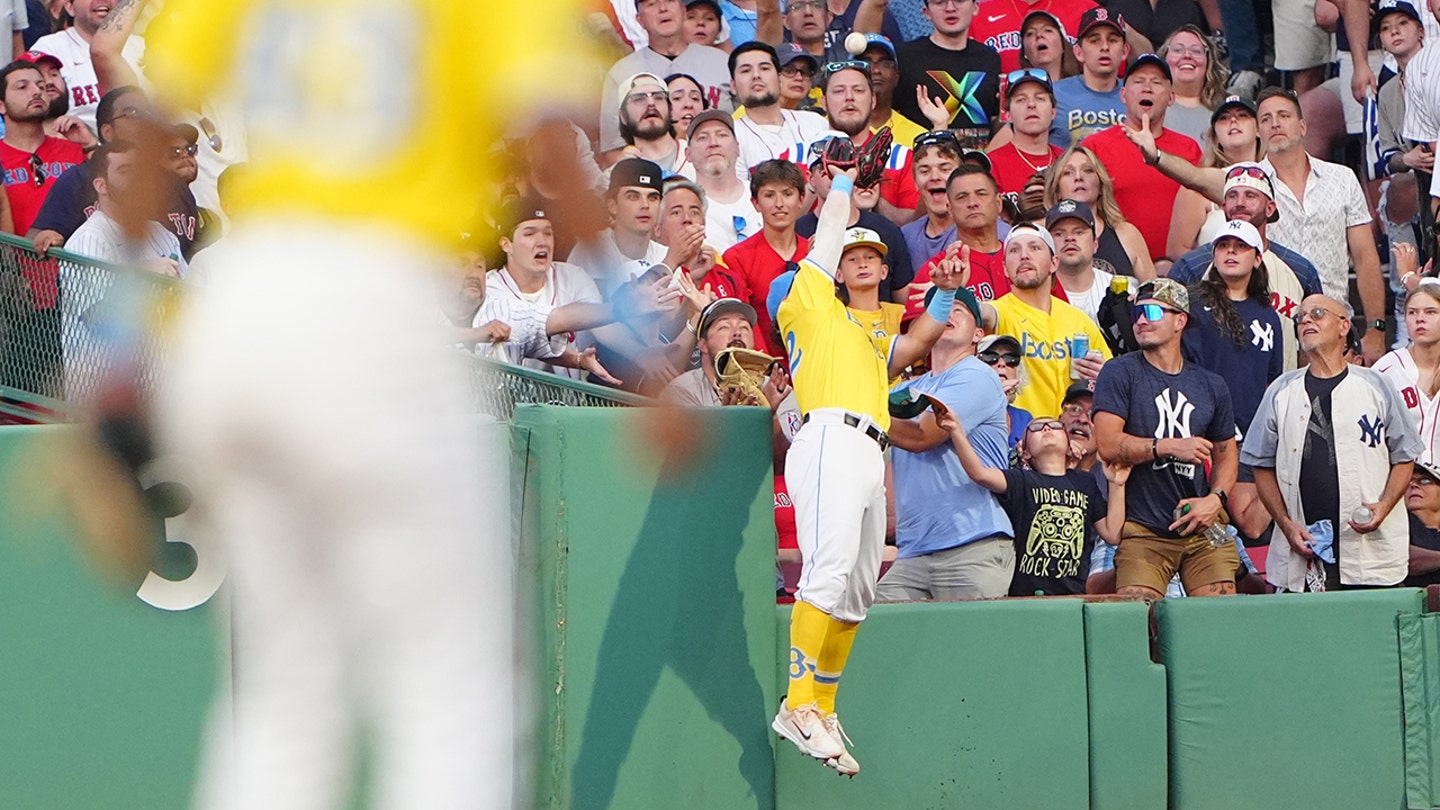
top-left (1003, 222), bottom-right (1056, 254)
top-left (1210, 219), bottom-right (1264, 253)
top-left (842, 227), bottom-right (888, 257)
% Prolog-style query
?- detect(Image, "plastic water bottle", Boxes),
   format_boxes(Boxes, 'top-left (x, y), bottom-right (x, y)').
top-left (1174, 503), bottom-right (1233, 547)
top-left (1352, 505), bottom-right (1375, 531)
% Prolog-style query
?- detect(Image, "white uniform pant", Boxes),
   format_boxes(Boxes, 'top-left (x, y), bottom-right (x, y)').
top-left (787, 413), bottom-right (886, 624)
top-left (158, 222), bottom-right (514, 810)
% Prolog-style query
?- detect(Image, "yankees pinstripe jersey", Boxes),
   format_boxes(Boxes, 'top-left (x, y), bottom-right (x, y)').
top-left (64, 209), bottom-right (186, 275)
top-left (471, 296), bottom-right (565, 367)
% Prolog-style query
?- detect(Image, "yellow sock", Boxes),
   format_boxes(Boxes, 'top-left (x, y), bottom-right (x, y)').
top-left (786, 601), bottom-right (830, 710)
top-left (813, 617), bottom-right (859, 715)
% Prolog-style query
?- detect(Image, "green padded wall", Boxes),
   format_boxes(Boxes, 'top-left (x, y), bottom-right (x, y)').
top-left (774, 598), bottom-right (1092, 809)
top-left (1084, 600), bottom-right (1167, 810)
top-left (1398, 613), bottom-right (1440, 809)
top-left (1159, 590), bottom-right (1422, 810)
top-left (0, 425), bottom-right (218, 809)
top-left (514, 405), bottom-right (780, 810)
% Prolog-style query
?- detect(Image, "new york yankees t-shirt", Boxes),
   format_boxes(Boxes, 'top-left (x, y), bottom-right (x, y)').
top-left (1181, 296), bottom-right (1284, 437)
top-left (1092, 352), bottom-right (1236, 537)
top-left (999, 467), bottom-right (1105, 595)
top-left (893, 37), bottom-right (1002, 149)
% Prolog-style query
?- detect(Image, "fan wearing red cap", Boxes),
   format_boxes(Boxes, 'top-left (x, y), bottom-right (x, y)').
top-left (1079, 53), bottom-right (1201, 272)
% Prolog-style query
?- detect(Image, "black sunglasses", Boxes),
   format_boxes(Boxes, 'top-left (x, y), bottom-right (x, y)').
top-left (28, 153), bottom-right (44, 187)
top-left (979, 350), bottom-right (1021, 367)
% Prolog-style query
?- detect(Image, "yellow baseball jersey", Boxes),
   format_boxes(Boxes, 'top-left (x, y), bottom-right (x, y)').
top-left (142, 0), bottom-right (595, 244)
top-left (849, 302), bottom-right (905, 341)
top-left (779, 260), bottom-right (895, 430)
top-left (991, 293), bottom-right (1111, 419)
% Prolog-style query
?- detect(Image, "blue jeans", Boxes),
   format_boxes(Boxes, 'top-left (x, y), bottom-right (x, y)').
top-left (1217, 0), bottom-right (1264, 72)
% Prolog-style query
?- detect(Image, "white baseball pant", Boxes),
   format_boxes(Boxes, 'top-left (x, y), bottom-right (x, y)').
top-left (787, 410), bottom-right (886, 624)
top-left (158, 222), bottom-right (515, 810)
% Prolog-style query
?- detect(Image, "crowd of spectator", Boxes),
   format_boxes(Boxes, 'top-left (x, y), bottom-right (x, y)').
top-left (21, 0), bottom-right (1440, 598)
top-left (436, 0), bottom-right (1440, 599)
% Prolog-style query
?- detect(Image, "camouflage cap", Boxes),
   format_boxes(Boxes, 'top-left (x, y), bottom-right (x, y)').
top-left (1135, 277), bottom-right (1189, 314)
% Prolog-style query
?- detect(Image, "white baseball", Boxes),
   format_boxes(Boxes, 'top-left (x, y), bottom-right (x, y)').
top-left (844, 32), bottom-right (868, 56)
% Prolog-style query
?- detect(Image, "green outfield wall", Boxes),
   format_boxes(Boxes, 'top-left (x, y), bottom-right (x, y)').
top-left (4, 412), bottom-right (1440, 809)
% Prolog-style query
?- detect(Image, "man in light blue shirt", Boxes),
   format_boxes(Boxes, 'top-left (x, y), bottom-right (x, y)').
top-left (1050, 8), bottom-right (1129, 147)
top-left (878, 285), bottom-right (1015, 600)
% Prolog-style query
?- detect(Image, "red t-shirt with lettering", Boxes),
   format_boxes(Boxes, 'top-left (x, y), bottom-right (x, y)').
top-left (1080, 125), bottom-right (1201, 262)
top-left (2, 137), bottom-right (87, 308)
top-left (971, 0), bottom-right (1101, 74)
top-left (986, 142), bottom-right (1066, 196)
top-left (722, 231), bottom-right (809, 353)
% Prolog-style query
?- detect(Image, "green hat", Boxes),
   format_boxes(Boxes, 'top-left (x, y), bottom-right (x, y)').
top-left (922, 284), bottom-right (982, 323)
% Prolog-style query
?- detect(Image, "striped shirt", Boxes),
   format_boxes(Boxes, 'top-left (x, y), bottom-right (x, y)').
top-left (471, 296), bottom-right (566, 367)
top-left (63, 209), bottom-right (186, 274)
top-left (1403, 38), bottom-right (1440, 142)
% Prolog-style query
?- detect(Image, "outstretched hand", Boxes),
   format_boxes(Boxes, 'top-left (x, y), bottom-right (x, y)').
top-left (1123, 113), bottom-right (1158, 163)
top-left (930, 243), bottom-right (971, 291)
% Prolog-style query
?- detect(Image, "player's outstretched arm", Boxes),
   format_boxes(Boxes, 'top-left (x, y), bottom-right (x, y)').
top-left (887, 244), bottom-right (969, 377)
top-left (936, 409), bottom-right (1007, 493)
top-left (803, 167), bottom-right (860, 281)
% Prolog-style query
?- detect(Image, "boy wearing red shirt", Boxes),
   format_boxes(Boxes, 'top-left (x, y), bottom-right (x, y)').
top-left (722, 159), bottom-right (809, 351)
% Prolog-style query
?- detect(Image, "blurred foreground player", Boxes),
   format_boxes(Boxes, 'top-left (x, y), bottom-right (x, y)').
top-left (768, 131), bottom-right (966, 777)
top-left (136, 2), bottom-right (596, 807)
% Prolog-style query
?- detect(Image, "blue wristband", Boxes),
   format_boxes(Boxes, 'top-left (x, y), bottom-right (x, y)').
top-left (831, 175), bottom-right (854, 195)
top-left (926, 287), bottom-right (956, 323)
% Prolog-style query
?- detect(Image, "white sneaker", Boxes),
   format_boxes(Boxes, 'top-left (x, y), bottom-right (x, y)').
top-left (821, 714), bottom-right (859, 777)
top-left (773, 700), bottom-right (844, 760)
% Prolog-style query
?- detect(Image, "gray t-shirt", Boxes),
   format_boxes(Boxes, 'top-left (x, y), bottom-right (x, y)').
top-left (1164, 102), bottom-right (1214, 147)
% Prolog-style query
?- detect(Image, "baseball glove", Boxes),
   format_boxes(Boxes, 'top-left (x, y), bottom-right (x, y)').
top-left (714, 347), bottom-right (779, 405)
top-left (820, 135), bottom-right (858, 174)
top-left (855, 125), bottom-right (892, 189)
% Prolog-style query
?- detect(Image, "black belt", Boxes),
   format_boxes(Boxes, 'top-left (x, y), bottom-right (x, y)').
top-left (801, 412), bottom-right (890, 450)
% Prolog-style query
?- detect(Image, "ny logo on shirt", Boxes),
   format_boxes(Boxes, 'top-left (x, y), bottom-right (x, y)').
top-left (1153, 388), bottom-right (1195, 439)
top-left (1249, 319), bottom-right (1274, 352)
top-left (1357, 414), bottom-right (1384, 448)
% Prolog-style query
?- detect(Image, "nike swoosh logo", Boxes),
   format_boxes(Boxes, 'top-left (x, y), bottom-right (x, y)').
top-left (987, 14), bottom-right (1005, 21)
top-left (799, 727), bottom-right (812, 739)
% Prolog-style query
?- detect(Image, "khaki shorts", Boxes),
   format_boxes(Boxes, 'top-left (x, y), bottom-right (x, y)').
top-left (1114, 521), bottom-right (1241, 595)
top-left (1273, 0), bottom-right (1335, 71)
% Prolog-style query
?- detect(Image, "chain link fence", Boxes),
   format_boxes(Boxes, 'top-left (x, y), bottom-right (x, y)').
top-left (0, 233), bottom-right (647, 424)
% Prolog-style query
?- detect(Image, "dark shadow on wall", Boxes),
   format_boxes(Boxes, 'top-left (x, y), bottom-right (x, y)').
top-left (570, 416), bottom-right (775, 810)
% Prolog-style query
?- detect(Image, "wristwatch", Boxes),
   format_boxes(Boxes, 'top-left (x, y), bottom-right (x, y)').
top-left (1212, 489), bottom-right (1228, 509)
top-left (1370, 320), bottom-right (1386, 332)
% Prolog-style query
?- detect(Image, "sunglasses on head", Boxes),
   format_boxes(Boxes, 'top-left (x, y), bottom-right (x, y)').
top-left (913, 129), bottom-right (961, 151)
top-left (1026, 419), bottom-right (1066, 433)
top-left (979, 350), bottom-right (1021, 367)
top-left (27, 153), bottom-right (44, 187)
top-left (820, 60), bottom-right (871, 80)
top-left (1132, 303), bottom-right (1181, 322)
top-left (1005, 68), bottom-right (1050, 89)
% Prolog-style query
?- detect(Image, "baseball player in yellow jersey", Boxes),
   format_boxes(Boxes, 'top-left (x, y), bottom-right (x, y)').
top-left (767, 165), bottom-right (967, 776)
top-left (135, 2), bottom-right (597, 807)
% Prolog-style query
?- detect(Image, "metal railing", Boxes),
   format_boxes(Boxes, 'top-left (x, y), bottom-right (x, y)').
top-left (0, 232), bottom-right (647, 424)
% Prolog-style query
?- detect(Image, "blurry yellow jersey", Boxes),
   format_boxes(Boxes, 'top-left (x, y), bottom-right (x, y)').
top-left (849, 302), bottom-right (904, 342)
top-left (779, 260), bottom-right (895, 431)
top-left (991, 293), bottom-right (1111, 419)
top-left (142, 0), bottom-right (594, 243)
